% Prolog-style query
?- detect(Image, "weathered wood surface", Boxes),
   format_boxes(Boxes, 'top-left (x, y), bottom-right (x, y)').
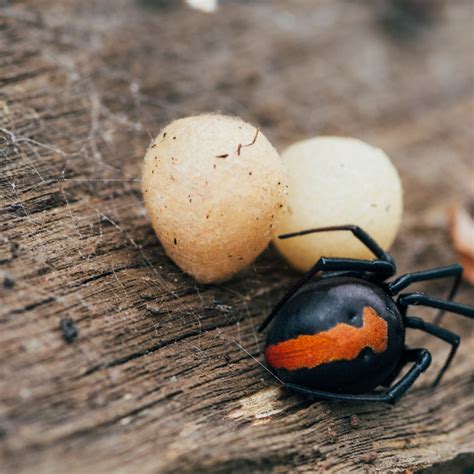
top-left (1, 1), bottom-right (473, 472)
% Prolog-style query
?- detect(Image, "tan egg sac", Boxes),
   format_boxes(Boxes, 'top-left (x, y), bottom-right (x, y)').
top-left (274, 137), bottom-right (403, 272)
top-left (142, 114), bottom-right (287, 283)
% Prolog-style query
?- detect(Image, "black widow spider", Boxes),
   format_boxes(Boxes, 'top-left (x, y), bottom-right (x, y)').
top-left (259, 225), bottom-right (474, 404)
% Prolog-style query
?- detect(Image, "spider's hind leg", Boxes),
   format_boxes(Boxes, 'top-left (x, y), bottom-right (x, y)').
top-left (405, 316), bottom-right (460, 386)
top-left (284, 348), bottom-right (431, 404)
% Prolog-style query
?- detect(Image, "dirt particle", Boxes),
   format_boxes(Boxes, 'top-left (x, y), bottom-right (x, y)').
top-left (163, 132), bottom-right (167, 138)
top-left (3, 276), bottom-right (15, 289)
top-left (151, 143), bottom-right (156, 148)
top-left (237, 127), bottom-right (260, 156)
top-left (224, 354), bottom-right (231, 364)
top-left (249, 171), bottom-right (252, 175)
top-left (216, 153), bottom-right (229, 158)
top-left (350, 414), bottom-right (361, 428)
top-left (7, 203), bottom-right (22, 214)
top-left (173, 136), bottom-right (176, 140)
top-left (174, 238), bottom-right (177, 245)
top-left (327, 427), bottom-right (337, 443)
top-left (145, 303), bottom-right (165, 316)
top-left (359, 452), bottom-right (377, 464)
top-left (140, 291), bottom-right (155, 301)
top-left (37, 266), bottom-right (48, 277)
top-left (60, 318), bottom-right (78, 344)
top-left (10, 241), bottom-right (19, 258)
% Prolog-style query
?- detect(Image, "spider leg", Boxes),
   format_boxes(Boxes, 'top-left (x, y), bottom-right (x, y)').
top-left (284, 348), bottom-right (431, 404)
top-left (398, 293), bottom-right (474, 319)
top-left (258, 257), bottom-right (394, 332)
top-left (279, 224), bottom-right (393, 263)
top-left (388, 264), bottom-right (463, 323)
top-left (405, 316), bottom-right (460, 387)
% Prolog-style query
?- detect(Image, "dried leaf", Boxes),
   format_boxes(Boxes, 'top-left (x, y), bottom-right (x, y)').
top-left (449, 204), bottom-right (474, 284)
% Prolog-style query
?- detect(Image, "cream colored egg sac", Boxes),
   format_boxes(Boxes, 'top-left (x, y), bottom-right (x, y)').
top-left (142, 114), bottom-right (287, 283)
top-left (274, 136), bottom-right (403, 272)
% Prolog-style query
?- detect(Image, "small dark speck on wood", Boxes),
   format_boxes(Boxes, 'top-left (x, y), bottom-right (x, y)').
top-left (140, 290), bottom-right (155, 300)
top-left (10, 241), bottom-right (19, 257)
top-left (216, 153), bottom-right (229, 158)
top-left (60, 318), bottom-right (78, 344)
top-left (3, 276), bottom-right (15, 289)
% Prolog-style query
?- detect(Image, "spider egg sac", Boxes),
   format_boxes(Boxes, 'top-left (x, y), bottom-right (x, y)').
top-left (142, 114), bottom-right (287, 283)
top-left (273, 136), bottom-right (403, 272)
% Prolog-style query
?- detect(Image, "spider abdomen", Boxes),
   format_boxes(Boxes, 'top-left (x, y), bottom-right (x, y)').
top-left (264, 278), bottom-right (405, 393)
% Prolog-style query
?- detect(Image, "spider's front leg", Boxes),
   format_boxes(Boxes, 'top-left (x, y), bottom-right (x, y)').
top-left (388, 264), bottom-right (463, 323)
top-left (398, 293), bottom-right (474, 319)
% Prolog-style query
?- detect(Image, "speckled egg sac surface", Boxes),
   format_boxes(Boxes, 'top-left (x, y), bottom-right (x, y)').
top-left (273, 137), bottom-right (403, 272)
top-left (142, 114), bottom-right (287, 283)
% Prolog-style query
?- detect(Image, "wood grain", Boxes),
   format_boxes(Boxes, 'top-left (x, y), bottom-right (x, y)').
top-left (1, 1), bottom-right (473, 472)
